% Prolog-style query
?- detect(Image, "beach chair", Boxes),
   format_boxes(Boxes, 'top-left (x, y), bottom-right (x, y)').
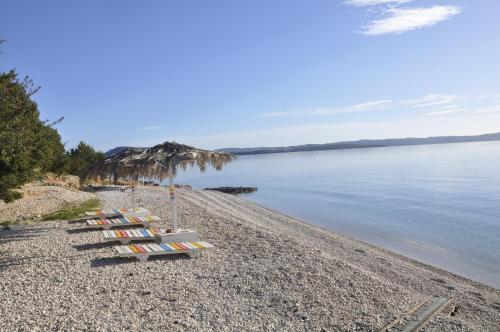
top-left (114, 241), bottom-right (214, 262)
top-left (102, 227), bottom-right (199, 244)
top-left (102, 228), bottom-right (161, 244)
top-left (84, 215), bottom-right (162, 230)
top-left (84, 208), bottom-right (150, 219)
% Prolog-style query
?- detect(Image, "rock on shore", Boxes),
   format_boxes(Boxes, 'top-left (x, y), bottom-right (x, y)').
top-left (204, 186), bottom-right (257, 194)
top-left (0, 186), bottom-right (499, 331)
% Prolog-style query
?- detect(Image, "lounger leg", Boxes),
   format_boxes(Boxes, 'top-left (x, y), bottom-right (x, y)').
top-left (187, 250), bottom-right (201, 258)
top-left (137, 255), bottom-right (149, 263)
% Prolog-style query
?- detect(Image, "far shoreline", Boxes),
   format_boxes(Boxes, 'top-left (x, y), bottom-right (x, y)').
top-left (225, 138), bottom-right (500, 156)
top-left (103, 132), bottom-right (500, 157)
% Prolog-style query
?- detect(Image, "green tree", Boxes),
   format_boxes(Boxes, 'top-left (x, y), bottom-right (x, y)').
top-left (67, 141), bottom-right (105, 179)
top-left (0, 71), bottom-right (66, 202)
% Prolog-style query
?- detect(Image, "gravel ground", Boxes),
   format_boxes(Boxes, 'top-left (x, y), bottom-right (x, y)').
top-left (0, 184), bottom-right (96, 222)
top-left (0, 186), bottom-right (499, 331)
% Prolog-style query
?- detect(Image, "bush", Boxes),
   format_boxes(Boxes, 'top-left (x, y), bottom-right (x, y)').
top-left (0, 71), bottom-right (67, 202)
top-left (66, 141), bottom-right (105, 180)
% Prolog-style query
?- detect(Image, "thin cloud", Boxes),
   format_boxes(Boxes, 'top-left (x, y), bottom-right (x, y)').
top-left (137, 126), bottom-right (162, 131)
top-left (427, 110), bottom-right (456, 116)
top-left (260, 99), bottom-right (393, 118)
top-left (476, 105), bottom-right (500, 113)
top-left (351, 99), bottom-right (394, 110)
top-left (261, 93), bottom-right (500, 120)
top-left (362, 5), bottom-right (461, 36)
top-left (475, 94), bottom-right (500, 100)
top-left (437, 104), bottom-right (461, 111)
top-left (402, 94), bottom-right (462, 108)
top-left (346, 0), bottom-right (412, 7)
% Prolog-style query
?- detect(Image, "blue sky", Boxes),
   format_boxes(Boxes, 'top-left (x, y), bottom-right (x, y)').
top-left (1, 0), bottom-right (500, 151)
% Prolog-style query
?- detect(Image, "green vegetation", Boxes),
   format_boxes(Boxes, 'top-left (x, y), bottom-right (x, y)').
top-left (0, 70), bottom-right (66, 202)
top-left (0, 42), bottom-right (105, 202)
top-left (66, 141), bottom-right (106, 179)
top-left (41, 198), bottom-right (100, 221)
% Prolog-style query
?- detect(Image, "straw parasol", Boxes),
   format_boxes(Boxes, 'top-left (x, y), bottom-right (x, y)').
top-left (87, 141), bottom-right (235, 232)
top-left (88, 147), bottom-right (147, 207)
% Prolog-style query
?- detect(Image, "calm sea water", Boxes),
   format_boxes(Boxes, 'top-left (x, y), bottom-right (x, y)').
top-left (174, 141), bottom-right (500, 288)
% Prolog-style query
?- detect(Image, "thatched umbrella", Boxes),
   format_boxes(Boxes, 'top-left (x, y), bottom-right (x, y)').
top-left (87, 142), bottom-right (235, 232)
top-left (88, 147), bottom-right (147, 207)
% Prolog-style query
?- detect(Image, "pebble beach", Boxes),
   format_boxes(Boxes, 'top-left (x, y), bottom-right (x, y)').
top-left (1, 186), bottom-right (500, 331)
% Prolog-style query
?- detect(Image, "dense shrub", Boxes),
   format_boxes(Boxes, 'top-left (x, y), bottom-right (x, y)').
top-left (66, 141), bottom-right (105, 179)
top-left (0, 71), bottom-right (67, 202)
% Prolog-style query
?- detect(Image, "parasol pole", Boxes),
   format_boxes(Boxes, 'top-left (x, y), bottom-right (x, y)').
top-left (168, 167), bottom-right (178, 233)
top-left (131, 179), bottom-right (136, 208)
top-left (155, 159), bottom-right (178, 233)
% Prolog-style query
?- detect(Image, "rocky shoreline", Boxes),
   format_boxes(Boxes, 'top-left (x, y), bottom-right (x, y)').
top-left (0, 186), bottom-right (499, 331)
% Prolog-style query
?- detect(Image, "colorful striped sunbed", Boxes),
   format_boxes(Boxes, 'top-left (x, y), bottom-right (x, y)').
top-left (84, 208), bottom-right (150, 219)
top-left (114, 241), bottom-right (214, 261)
top-left (102, 228), bottom-right (162, 244)
top-left (84, 215), bottom-right (162, 230)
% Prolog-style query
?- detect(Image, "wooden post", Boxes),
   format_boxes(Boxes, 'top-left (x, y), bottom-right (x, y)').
top-left (168, 168), bottom-right (178, 233)
top-left (131, 180), bottom-right (136, 208)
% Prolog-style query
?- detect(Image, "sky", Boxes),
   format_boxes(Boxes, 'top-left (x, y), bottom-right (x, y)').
top-left (1, 0), bottom-right (500, 151)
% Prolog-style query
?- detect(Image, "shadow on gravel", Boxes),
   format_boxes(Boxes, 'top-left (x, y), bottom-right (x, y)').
top-left (0, 254), bottom-right (53, 271)
top-left (67, 219), bottom-right (87, 225)
top-left (1, 251), bottom-right (98, 272)
top-left (90, 253), bottom-right (189, 268)
top-left (91, 257), bottom-right (135, 267)
top-left (66, 228), bottom-right (96, 234)
top-left (0, 226), bottom-right (46, 244)
top-left (73, 242), bottom-right (113, 251)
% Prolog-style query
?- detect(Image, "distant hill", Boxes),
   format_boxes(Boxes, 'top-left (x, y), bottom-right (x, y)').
top-left (215, 132), bottom-right (500, 155)
top-left (104, 146), bottom-right (145, 157)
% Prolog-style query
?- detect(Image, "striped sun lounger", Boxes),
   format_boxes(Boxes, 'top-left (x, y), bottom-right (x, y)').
top-left (102, 228), bottom-right (161, 244)
top-left (85, 216), bottom-right (162, 230)
top-left (84, 208), bottom-right (150, 219)
top-left (114, 241), bottom-right (214, 262)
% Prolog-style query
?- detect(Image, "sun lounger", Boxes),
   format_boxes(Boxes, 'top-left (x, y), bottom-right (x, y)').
top-left (102, 228), bottom-right (162, 244)
top-left (102, 227), bottom-right (199, 244)
top-left (114, 241), bottom-right (214, 262)
top-left (84, 208), bottom-right (150, 219)
top-left (84, 215), bottom-right (162, 230)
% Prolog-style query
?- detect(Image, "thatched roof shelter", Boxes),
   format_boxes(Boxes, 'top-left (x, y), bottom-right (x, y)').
top-left (86, 141), bottom-right (235, 233)
top-left (87, 142), bottom-right (235, 181)
top-left (87, 147), bottom-right (147, 182)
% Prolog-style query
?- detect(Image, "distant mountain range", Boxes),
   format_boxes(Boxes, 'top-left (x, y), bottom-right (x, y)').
top-left (215, 132), bottom-right (500, 155)
top-left (105, 132), bottom-right (500, 156)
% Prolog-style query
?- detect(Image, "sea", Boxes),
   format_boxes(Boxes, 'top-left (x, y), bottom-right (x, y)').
top-left (173, 141), bottom-right (500, 288)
